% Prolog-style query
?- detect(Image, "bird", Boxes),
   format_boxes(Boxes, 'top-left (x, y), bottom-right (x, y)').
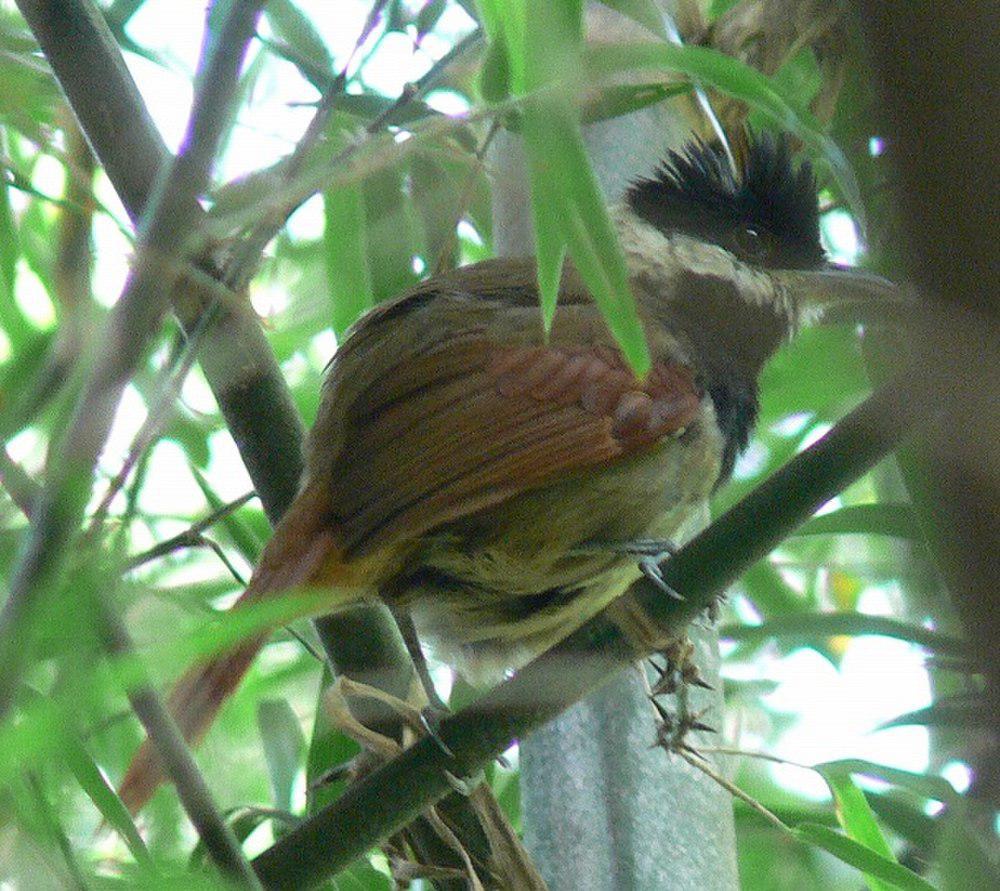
top-left (119, 131), bottom-right (893, 812)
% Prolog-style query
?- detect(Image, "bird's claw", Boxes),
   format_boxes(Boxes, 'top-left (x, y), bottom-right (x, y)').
top-left (570, 538), bottom-right (685, 599)
top-left (639, 556), bottom-right (684, 600)
top-left (419, 706), bottom-right (455, 758)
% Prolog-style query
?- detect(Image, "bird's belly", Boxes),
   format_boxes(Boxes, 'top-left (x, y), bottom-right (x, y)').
top-left (406, 411), bottom-right (723, 678)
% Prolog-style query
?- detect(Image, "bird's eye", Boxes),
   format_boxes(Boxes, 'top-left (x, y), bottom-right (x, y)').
top-left (732, 226), bottom-right (768, 262)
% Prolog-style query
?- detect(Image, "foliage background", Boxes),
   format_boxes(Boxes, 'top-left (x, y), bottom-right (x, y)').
top-left (0, 0), bottom-right (993, 888)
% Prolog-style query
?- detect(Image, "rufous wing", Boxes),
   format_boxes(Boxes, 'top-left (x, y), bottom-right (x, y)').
top-left (328, 305), bottom-right (702, 555)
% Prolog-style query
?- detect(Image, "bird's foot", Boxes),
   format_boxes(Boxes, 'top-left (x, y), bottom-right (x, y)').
top-left (572, 537), bottom-right (684, 600)
top-left (324, 676), bottom-right (450, 757)
top-left (322, 677), bottom-right (479, 794)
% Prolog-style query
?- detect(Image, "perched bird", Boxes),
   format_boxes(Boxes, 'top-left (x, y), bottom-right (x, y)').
top-left (120, 132), bottom-right (892, 812)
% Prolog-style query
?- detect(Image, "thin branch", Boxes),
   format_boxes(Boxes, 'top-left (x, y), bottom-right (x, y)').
top-left (220, 1), bottom-right (387, 290)
top-left (719, 612), bottom-right (969, 658)
top-left (252, 376), bottom-right (921, 887)
top-left (124, 491), bottom-right (255, 571)
top-left (0, 0), bottom-right (264, 713)
top-left (0, 449), bottom-right (41, 518)
top-left (88, 303), bottom-right (223, 529)
top-left (224, 26), bottom-right (483, 291)
top-left (430, 117), bottom-right (500, 275)
top-left (674, 747), bottom-right (791, 835)
top-left (23, 7), bottom-right (518, 884)
top-left (15, 0), bottom-right (169, 222)
top-left (98, 600), bottom-right (261, 889)
top-left (17, 0), bottom-right (307, 525)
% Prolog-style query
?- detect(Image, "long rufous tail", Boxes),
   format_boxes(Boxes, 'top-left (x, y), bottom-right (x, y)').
top-left (118, 484), bottom-right (361, 814)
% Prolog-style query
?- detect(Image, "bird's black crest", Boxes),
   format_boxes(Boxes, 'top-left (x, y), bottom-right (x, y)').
top-left (626, 133), bottom-right (825, 270)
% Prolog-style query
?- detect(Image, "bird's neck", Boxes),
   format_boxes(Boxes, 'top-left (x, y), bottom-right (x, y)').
top-left (616, 209), bottom-right (795, 483)
top-left (657, 267), bottom-right (791, 483)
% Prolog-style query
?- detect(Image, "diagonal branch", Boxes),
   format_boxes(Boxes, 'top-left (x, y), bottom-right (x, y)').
top-left (99, 601), bottom-right (262, 889)
top-left (16, 0), bottom-right (307, 522)
top-left (0, 0), bottom-right (264, 719)
top-left (251, 375), bottom-right (922, 888)
top-left (6, 0), bottom-right (267, 881)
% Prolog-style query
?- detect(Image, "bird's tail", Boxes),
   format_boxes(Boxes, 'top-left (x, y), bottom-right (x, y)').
top-left (118, 483), bottom-right (376, 814)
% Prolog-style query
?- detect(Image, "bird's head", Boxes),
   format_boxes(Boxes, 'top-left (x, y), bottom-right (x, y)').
top-left (619, 132), bottom-right (897, 329)
top-left (615, 132), bottom-right (899, 483)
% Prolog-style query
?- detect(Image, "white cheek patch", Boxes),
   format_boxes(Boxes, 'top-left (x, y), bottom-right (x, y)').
top-left (611, 206), bottom-right (796, 325)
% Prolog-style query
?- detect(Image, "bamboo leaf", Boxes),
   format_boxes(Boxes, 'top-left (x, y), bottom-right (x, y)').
top-left (521, 102), bottom-right (650, 372)
top-left (324, 183), bottom-right (374, 336)
top-left (878, 696), bottom-right (988, 731)
top-left (795, 824), bottom-right (936, 891)
top-left (720, 613), bottom-right (968, 657)
top-left (599, 0), bottom-right (668, 39)
top-left (524, 146), bottom-right (566, 334)
top-left (795, 504), bottom-right (923, 539)
top-left (258, 698), bottom-right (307, 813)
top-left (265, 0), bottom-right (333, 77)
top-left (19, 686), bottom-right (153, 872)
top-left (189, 463), bottom-right (265, 563)
top-left (63, 734), bottom-right (155, 872)
top-left (818, 759), bottom-right (957, 806)
top-left (938, 799), bottom-right (1000, 891)
top-left (817, 765), bottom-right (896, 891)
top-left (580, 81), bottom-right (690, 125)
top-left (583, 41), bottom-right (864, 221)
top-left (509, 1), bottom-right (651, 373)
top-left (0, 162), bottom-right (19, 311)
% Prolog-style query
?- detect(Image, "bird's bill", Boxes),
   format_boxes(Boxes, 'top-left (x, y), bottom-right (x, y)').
top-left (775, 265), bottom-right (911, 326)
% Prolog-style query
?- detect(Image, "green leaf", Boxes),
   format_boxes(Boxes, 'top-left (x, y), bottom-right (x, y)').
top-left (579, 82), bottom-right (691, 125)
top-left (866, 794), bottom-right (938, 854)
top-left (720, 612), bottom-right (968, 658)
top-left (709, 0), bottom-right (743, 19)
top-left (522, 102), bottom-right (650, 373)
top-left (477, 21), bottom-right (512, 103)
top-left (795, 504), bottom-right (923, 540)
top-left (0, 156), bottom-right (20, 314)
top-left (63, 733), bottom-right (155, 871)
top-left (760, 325), bottom-right (870, 422)
top-left (189, 463), bottom-right (264, 563)
top-left (258, 698), bottom-right (306, 813)
top-left (305, 666), bottom-right (359, 814)
top-left (409, 152), bottom-right (464, 272)
top-left (416, 0), bottom-right (448, 40)
top-left (265, 0), bottom-right (334, 77)
top-left (328, 91), bottom-right (440, 128)
top-left (0, 330), bottom-right (58, 438)
top-left (817, 766), bottom-right (896, 891)
top-left (189, 806), bottom-right (298, 869)
top-left (476, 0), bottom-right (527, 89)
top-left (817, 759), bottom-right (958, 806)
top-left (938, 798), bottom-right (1000, 891)
top-left (583, 41), bottom-right (864, 221)
top-left (768, 47), bottom-right (823, 114)
top-left (324, 183), bottom-right (374, 336)
top-left (0, 46), bottom-right (59, 126)
top-left (523, 137), bottom-right (566, 334)
top-left (795, 823), bottom-right (936, 891)
top-left (599, 0), bottom-right (668, 39)
top-left (18, 686), bottom-right (154, 872)
top-left (878, 696), bottom-right (988, 731)
top-left (509, 2), bottom-right (649, 372)
top-left (362, 163), bottom-right (421, 303)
